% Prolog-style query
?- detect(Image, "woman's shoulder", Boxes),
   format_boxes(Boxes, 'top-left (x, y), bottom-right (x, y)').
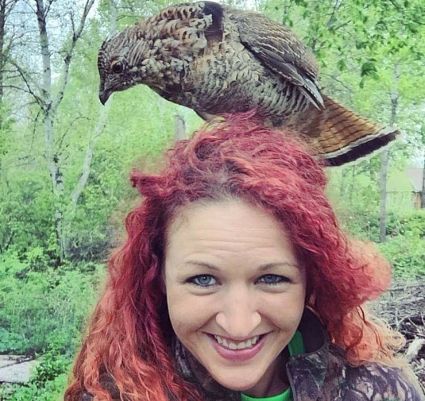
top-left (328, 347), bottom-right (424, 401)
top-left (344, 362), bottom-right (423, 401)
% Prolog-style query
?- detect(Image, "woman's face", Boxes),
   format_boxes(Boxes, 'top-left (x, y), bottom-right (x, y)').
top-left (164, 199), bottom-right (306, 396)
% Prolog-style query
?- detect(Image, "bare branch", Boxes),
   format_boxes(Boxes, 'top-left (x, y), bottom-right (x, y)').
top-left (7, 59), bottom-right (43, 106)
top-left (51, 0), bottom-right (95, 114)
top-left (4, 30), bottom-right (26, 55)
top-left (2, 71), bottom-right (20, 78)
top-left (3, 84), bottom-right (43, 104)
top-left (22, 0), bottom-right (36, 15)
top-left (34, 0), bottom-right (53, 107)
top-left (327, 20), bottom-right (350, 33)
top-left (44, 0), bottom-right (56, 17)
top-left (70, 102), bottom-right (110, 210)
top-left (31, 108), bottom-right (42, 147)
top-left (322, 73), bottom-right (351, 91)
top-left (70, 10), bottom-right (75, 36)
top-left (56, 115), bottom-right (91, 153)
top-left (4, 0), bottom-right (19, 20)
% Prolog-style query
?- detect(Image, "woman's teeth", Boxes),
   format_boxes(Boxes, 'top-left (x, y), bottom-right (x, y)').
top-left (213, 335), bottom-right (260, 350)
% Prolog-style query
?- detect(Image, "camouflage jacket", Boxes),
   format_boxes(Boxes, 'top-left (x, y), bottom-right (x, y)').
top-left (84, 309), bottom-right (425, 401)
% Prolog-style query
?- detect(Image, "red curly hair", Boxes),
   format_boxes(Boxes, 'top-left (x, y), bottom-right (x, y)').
top-left (65, 115), bottom-right (403, 401)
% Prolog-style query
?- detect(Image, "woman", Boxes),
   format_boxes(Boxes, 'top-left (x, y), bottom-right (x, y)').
top-left (65, 115), bottom-right (424, 401)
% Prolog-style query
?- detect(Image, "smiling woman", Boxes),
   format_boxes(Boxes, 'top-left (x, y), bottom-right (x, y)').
top-left (165, 200), bottom-right (306, 396)
top-left (64, 115), bottom-right (424, 401)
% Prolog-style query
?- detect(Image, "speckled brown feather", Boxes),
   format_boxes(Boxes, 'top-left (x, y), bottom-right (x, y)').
top-left (98, 1), bottom-right (398, 166)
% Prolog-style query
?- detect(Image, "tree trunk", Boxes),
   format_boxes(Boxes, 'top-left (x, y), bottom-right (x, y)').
top-left (0, 0), bottom-right (15, 108)
top-left (421, 152), bottom-right (425, 209)
top-left (0, 0), bottom-right (5, 109)
top-left (0, 0), bottom-right (18, 143)
top-left (34, 0), bottom-right (94, 263)
top-left (379, 148), bottom-right (390, 242)
top-left (0, 0), bottom-right (7, 173)
top-left (35, 0), bottom-right (65, 261)
top-left (348, 165), bottom-right (355, 206)
top-left (379, 65), bottom-right (399, 242)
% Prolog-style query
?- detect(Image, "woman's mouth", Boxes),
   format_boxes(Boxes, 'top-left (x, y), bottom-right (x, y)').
top-left (213, 334), bottom-right (261, 350)
top-left (208, 333), bottom-right (267, 362)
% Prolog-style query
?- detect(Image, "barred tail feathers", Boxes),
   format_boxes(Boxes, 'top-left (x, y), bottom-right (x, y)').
top-left (310, 96), bottom-right (399, 166)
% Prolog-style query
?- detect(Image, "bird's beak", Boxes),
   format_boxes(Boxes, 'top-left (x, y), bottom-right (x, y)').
top-left (99, 89), bottom-right (111, 105)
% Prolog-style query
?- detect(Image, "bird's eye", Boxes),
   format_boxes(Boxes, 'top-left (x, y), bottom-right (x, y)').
top-left (111, 62), bottom-right (124, 74)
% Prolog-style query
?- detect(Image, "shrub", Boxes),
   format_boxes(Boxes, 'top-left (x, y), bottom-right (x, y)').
top-left (2, 372), bottom-right (69, 401)
top-left (379, 235), bottom-right (425, 278)
top-left (0, 252), bottom-right (105, 354)
top-left (386, 210), bottom-right (425, 238)
top-left (30, 350), bottom-right (70, 388)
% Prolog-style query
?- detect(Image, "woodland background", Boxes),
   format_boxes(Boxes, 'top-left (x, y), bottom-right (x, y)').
top-left (0, 0), bottom-right (424, 399)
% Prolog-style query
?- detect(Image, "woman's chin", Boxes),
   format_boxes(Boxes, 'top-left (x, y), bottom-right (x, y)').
top-left (211, 373), bottom-right (263, 393)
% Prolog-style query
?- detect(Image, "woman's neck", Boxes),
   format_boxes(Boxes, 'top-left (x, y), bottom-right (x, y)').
top-left (243, 353), bottom-right (289, 397)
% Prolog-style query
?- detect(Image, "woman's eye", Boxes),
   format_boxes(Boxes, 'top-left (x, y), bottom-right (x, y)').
top-left (257, 274), bottom-right (288, 285)
top-left (188, 275), bottom-right (217, 287)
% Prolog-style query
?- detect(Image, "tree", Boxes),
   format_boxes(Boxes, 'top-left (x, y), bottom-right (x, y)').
top-left (421, 150), bottom-right (425, 209)
top-left (6, 0), bottom-right (95, 262)
top-left (0, 0), bottom-right (18, 162)
top-left (0, 0), bottom-right (18, 112)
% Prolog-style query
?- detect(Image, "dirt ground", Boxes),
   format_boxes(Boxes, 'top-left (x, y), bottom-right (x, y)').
top-left (370, 279), bottom-right (425, 388)
top-left (0, 355), bottom-right (38, 384)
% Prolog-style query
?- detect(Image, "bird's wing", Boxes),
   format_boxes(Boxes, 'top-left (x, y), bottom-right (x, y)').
top-left (232, 10), bottom-right (323, 109)
top-left (136, 1), bottom-right (225, 44)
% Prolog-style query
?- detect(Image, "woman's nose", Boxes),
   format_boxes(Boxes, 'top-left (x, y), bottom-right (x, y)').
top-left (215, 286), bottom-right (261, 338)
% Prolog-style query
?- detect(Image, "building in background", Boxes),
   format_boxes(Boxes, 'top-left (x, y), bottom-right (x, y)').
top-left (406, 167), bottom-right (425, 209)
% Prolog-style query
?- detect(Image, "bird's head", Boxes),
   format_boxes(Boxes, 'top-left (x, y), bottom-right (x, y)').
top-left (98, 28), bottom-right (148, 104)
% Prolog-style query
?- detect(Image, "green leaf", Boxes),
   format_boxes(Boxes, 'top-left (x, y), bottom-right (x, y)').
top-left (360, 60), bottom-right (378, 77)
top-left (337, 59), bottom-right (347, 71)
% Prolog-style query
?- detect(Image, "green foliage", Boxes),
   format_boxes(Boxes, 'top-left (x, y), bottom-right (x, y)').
top-left (0, 252), bottom-right (104, 354)
top-left (328, 165), bottom-right (380, 240)
top-left (1, 373), bottom-right (68, 401)
top-left (386, 210), bottom-right (425, 238)
top-left (378, 210), bottom-right (425, 277)
top-left (30, 350), bottom-right (70, 389)
top-left (0, 347), bottom-right (71, 401)
top-left (379, 235), bottom-right (425, 278)
top-left (0, 172), bottom-right (55, 256)
top-left (0, 102), bottom-right (15, 159)
top-left (329, 168), bottom-right (425, 279)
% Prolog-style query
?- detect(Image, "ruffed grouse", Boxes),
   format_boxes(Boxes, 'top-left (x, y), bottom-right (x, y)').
top-left (98, 1), bottom-right (397, 166)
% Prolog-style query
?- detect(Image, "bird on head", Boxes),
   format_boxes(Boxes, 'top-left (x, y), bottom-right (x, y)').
top-left (98, 1), bottom-right (398, 166)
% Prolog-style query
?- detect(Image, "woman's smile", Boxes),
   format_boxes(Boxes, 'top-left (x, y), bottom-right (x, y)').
top-left (211, 333), bottom-right (262, 350)
top-left (207, 332), bottom-right (269, 362)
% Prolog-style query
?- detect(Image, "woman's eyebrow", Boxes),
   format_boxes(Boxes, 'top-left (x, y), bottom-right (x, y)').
top-left (184, 261), bottom-right (298, 271)
top-left (258, 262), bottom-right (299, 271)
top-left (184, 261), bottom-right (220, 271)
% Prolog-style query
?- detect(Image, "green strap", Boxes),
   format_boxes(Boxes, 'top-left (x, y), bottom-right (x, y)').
top-left (287, 331), bottom-right (305, 356)
top-left (240, 330), bottom-right (304, 401)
